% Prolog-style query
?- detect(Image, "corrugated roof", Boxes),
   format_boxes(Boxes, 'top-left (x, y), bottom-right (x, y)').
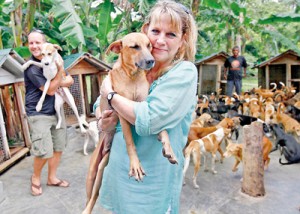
top-left (195, 51), bottom-right (229, 65)
top-left (63, 52), bottom-right (112, 71)
top-left (253, 49), bottom-right (300, 68)
top-left (0, 49), bottom-right (17, 67)
top-left (0, 49), bottom-right (25, 80)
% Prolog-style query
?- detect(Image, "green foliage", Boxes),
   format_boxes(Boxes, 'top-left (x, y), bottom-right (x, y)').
top-left (230, 2), bottom-right (247, 16)
top-left (258, 13), bottom-right (300, 24)
top-left (51, 0), bottom-right (85, 50)
top-left (97, 0), bottom-right (114, 50)
top-left (0, 0), bottom-right (298, 65)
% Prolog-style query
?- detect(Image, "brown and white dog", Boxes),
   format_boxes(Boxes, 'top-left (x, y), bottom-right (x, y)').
top-left (223, 136), bottom-right (273, 172)
top-left (188, 117), bottom-right (235, 143)
top-left (264, 97), bottom-right (275, 124)
top-left (22, 43), bottom-right (88, 133)
top-left (183, 127), bottom-right (232, 189)
top-left (83, 33), bottom-right (176, 214)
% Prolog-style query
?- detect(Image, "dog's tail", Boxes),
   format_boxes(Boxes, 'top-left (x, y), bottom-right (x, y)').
top-left (183, 141), bottom-right (198, 176)
top-left (279, 158), bottom-right (299, 165)
top-left (80, 114), bottom-right (90, 128)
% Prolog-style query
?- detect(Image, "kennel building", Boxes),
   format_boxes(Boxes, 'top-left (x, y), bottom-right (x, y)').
top-left (63, 53), bottom-right (111, 125)
top-left (194, 51), bottom-right (229, 95)
top-left (253, 49), bottom-right (300, 92)
top-left (0, 49), bottom-right (31, 173)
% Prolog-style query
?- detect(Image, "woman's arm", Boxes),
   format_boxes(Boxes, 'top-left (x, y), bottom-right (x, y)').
top-left (134, 61), bottom-right (198, 136)
top-left (100, 74), bottom-right (136, 125)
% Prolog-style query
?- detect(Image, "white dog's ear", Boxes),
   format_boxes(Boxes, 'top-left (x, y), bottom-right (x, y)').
top-left (53, 44), bottom-right (62, 51)
top-left (106, 40), bottom-right (122, 55)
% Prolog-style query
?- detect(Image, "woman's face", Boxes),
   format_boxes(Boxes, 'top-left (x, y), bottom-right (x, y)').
top-left (146, 15), bottom-right (184, 67)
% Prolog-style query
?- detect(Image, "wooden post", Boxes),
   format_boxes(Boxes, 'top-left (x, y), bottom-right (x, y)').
top-left (241, 121), bottom-right (265, 197)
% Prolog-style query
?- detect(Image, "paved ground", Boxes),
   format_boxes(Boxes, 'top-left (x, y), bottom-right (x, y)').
top-left (0, 126), bottom-right (300, 214)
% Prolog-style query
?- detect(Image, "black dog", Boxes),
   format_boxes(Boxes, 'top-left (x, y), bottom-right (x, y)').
top-left (286, 105), bottom-right (300, 122)
top-left (270, 124), bottom-right (300, 165)
top-left (228, 112), bottom-right (271, 140)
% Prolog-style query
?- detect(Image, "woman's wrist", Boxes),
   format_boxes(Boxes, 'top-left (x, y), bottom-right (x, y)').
top-left (107, 92), bottom-right (118, 110)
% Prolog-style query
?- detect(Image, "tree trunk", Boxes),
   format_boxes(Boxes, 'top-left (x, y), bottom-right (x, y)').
top-left (226, 28), bottom-right (233, 53)
top-left (11, 0), bottom-right (24, 48)
top-left (241, 121), bottom-right (265, 197)
top-left (24, 0), bottom-right (37, 36)
top-left (1, 86), bottom-right (17, 139)
top-left (192, 0), bottom-right (200, 16)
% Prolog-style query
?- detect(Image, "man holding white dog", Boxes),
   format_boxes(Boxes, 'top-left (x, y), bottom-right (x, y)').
top-left (24, 29), bottom-right (74, 196)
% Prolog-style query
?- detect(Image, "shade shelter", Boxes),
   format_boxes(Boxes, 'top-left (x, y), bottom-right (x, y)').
top-left (254, 49), bottom-right (300, 92)
top-left (194, 51), bottom-right (229, 95)
top-left (63, 53), bottom-right (111, 125)
top-left (0, 49), bottom-right (30, 173)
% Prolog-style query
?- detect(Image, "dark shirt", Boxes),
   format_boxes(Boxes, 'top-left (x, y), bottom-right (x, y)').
top-left (24, 56), bottom-right (56, 116)
top-left (224, 56), bottom-right (247, 80)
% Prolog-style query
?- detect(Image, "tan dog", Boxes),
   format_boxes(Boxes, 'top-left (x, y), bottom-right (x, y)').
top-left (249, 97), bottom-right (262, 118)
top-left (183, 127), bottom-right (232, 188)
top-left (272, 103), bottom-right (300, 139)
top-left (83, 33), bottom-right (176, 214)
top-left (264, 97), bottom-right (275, 124)
top-left (252, 83), bottom-right (276, 99)
top-left (294, 101), bottom-right (300, 109)
top-left (224, 137), bottom-right (273, 172)
top-left (190, 113), bottom-right (212, 128)
top-left (22, 43), bottom-right (88, 133)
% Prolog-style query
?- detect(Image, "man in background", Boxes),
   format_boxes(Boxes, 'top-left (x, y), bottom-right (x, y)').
top-left (224, 46), bottom-right (247, 96)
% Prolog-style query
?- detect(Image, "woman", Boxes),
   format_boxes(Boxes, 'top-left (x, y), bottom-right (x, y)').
top-left (99, 1), bottom-right (198, 213)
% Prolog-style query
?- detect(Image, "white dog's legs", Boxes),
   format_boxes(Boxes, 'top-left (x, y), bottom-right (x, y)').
top-left (22, 60), bottom-right (42, 71)
top-left (36, 80), bottom-right (51, 112)
top-left (211, 154), bottom-right (217, 174)
top-left (61, 87), bottom-right (88, 133)
top-left (55, 92), bottom-right (64, 129)
top-left (203, 154), bottom-right (208, 172)
top-left (182, 154), bottom-right (190, 186)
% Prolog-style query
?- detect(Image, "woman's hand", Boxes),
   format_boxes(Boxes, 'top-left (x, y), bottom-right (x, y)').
top-left (98, 110), bottom-right (118, 132)
top-left (100, 74), bottom-right (114, 98)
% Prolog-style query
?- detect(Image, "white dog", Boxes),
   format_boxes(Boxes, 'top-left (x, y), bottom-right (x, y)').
top-left (23, 43), bottom-right (88, 133)
top-left (80, 115), bottom-right (98, 155)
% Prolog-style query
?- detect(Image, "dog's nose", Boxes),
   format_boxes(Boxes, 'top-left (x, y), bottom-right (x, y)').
top-left (146, 60), bottom-right (155, 67)
top-left (45, 62), bottom-right (49, 66)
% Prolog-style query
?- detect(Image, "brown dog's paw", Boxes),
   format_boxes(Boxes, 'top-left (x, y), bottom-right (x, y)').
top-left (162, 148), bottom-right (178, 164)
top-left (232, 168), bottom-right (238, 172)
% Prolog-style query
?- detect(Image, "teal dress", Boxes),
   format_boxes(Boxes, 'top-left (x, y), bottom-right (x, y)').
top-left (99, 61), bottom-right (197, 214)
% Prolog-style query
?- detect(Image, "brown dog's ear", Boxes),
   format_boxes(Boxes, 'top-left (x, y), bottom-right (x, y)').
top-left (106, 40), bottom-right (122, 55)
top-left (53, 44), bottom-right (62, 51)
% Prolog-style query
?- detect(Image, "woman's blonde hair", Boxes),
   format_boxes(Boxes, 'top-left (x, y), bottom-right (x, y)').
top-left (142, 0), bottom-right (198, 62)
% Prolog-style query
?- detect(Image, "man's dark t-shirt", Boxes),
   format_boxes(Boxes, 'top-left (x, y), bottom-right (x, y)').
top-left (224, 56), bottom-right (247, 80)
top-left (24, 56), bottom-right (56, 116)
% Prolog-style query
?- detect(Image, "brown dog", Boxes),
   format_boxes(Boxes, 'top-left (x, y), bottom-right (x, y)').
top-left (271, 103), bottom-right (300, 139)
top-left (223, 136), bottom-right (273, 172)
top-left (190, 113), bottom-right (212, 128)
top-left (83, 33), bottom-right (176, 214)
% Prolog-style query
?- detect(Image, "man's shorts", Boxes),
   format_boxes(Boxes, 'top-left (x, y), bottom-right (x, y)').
top-left (28, 114), bottom-right (68, 159)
